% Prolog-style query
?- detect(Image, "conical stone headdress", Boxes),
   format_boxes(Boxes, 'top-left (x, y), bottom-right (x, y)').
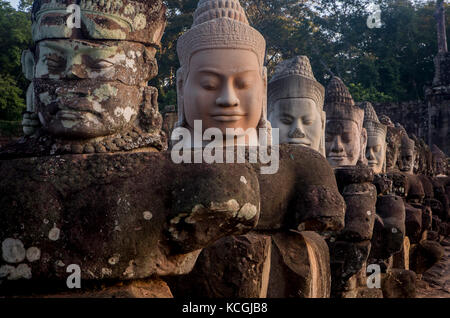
top-left (361, 102), bottom-right (387, 138)
top-left (431, 144), bottom-right (446, 160)
top-left (400, 132), bottom-right (415, 151)
top-left (324, 77), bottom-right (364, 129)
top-left (31, 0), bottom-right (166, 45)
top-left (268, 56), bottom-right (325, 113)
top-left (177, 0), bottom-right (266, 70)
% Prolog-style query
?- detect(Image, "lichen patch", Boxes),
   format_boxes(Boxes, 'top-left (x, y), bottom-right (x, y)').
top-left (2, 238), bottom-right (26, 264)
top-left (26, 247), bottom-right (41, 262)
top-left (48, 226), bottom-right (61, 241)
top-left (237, 203), bottom-right (258, 220)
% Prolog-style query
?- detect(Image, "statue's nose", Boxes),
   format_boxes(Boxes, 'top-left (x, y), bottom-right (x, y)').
top-left (64, 56), bottom-right (84, 79)
top-left (331, 136), bottom-right (344, 153)
top-left (367, 148), bottom-right (376, 160)
top-left (289, 127), bottom-right (306, 139)
top-left (216, 83), bottom-right (240, 107)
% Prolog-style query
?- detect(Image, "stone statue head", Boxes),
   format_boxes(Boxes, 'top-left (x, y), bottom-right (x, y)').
top-left (410, 135), bottom-right (432, 175)
top-left (175, 0), bottom-right (270, 144)
top-left (398, 127), bottom-right (416, 174)
top-left (362, 102), bottom-right (387, 174)
top-left (431, 144), bottom-right (447, 176)
top-left (324, 77), bottom-right (367, 167)
top-left (379, 115), bottom-right (402, 172)
top-left (16, 0), bottom-right (167, 155)
top-left (268, 56), bottom-right (326, 156)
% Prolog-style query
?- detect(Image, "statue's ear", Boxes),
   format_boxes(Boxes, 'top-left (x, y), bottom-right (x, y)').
top-left (319, 110), bottom-right (327, 157)
top-left (360, 127), bottom-right (368, 162)
top-left (21, 50), bottom-right (35, 81)
top-left (321, 110), bottom-right (326, 130)
top-left (262, 66), bottom-right (268, 120)
top-left (175, 67), bottom-right (185, 128)
top-left (262, 66), bottom-right (268, 88)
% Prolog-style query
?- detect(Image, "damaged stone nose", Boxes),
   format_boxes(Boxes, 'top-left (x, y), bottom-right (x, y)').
top-left (289, 127), bottom-right (306, 139)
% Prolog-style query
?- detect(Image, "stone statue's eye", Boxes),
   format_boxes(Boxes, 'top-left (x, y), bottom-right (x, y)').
top-left (200, 76), bottom-right (220, 90)
top-left (303, 117), bottom-right (313, 125)
top-left (45, 55), bottom-right (64, 69)
top-left (374, 145), bottom-right (381, 153)
top-left (90, 60), bottom-right (114, 70)
top-left (235, 78), bottom-right (251, 90)
top-left (280, 116), bottom-right (293, 125)
top-left (342, 133), bottom-right (351, 143)
top-left (201, 81), bottom-right (218, 90)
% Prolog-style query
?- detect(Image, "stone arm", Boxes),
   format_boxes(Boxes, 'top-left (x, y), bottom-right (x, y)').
top-left (0, 152), bottom-right (261, 295)
top-left (256, 145), bottom-right (346, 234)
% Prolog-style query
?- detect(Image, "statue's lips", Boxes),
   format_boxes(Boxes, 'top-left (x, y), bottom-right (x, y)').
top-left (54, 98), bottom-right (102, 118)
top-left (368, 161), bottom-right (378, 167)
top-left (56, 110), bottom-right (88, 121)
top-left (210, 114), bottom-right (246, 122)
top-left (288, 140), bottom-right (311, 146)
top-left (328, 156), bottom-right (346, 162)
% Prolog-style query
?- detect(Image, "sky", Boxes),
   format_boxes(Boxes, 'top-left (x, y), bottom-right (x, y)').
top-left (8, 0), bottom-right (20, 9)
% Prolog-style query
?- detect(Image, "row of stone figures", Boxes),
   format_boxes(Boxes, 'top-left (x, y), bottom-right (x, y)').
top-left (0, 0), bottom-right (448, 298)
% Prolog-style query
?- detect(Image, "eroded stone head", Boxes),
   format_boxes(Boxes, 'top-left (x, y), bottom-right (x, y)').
top-left (362, 102), bottom-right (387, 174)
top-left (268, 56), bottom-right (326, 156)
top-left (9, 0), bottom-right (167, 157)
top-left (324, 77), bottom-right (367, 167)
top-left (398, 126), bottom-right (416, 174)
top-left (175, 0), bottom-right (270, 145)
top-left (379, 115), bottom-right (402, 172)
top-left (432, 144), bottom-right (447, 176)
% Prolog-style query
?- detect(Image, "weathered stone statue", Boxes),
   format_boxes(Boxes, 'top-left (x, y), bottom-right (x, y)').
top-left (379, 115), bottom-right (402, 172)
top-left (432, 144), bottom-right (448, 177)
top-left (166, 0), bottom-right (346, 299)
top-left (174, 0), bottom-right (270, 146)
top-left (268, 56), bottom-right (326, 156)
top-left (356, 104), bottom-right (405, 276)
top-left (0, 0), bottom-right (266, 298)
top-left (362, 102), bottom-right (387, 174)
top-left (324, 77), bottom-right (367, 167)
top-left (322, 78), bottom-right (383, 297)
top-left (3, 0), bottom-right (167, 158)
top-left (399, 131), bottom-right (417, 175)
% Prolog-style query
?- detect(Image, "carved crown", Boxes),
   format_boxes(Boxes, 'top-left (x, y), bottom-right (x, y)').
top-left (31, 0), bottom-right (166, 45)
top-left (361, 102), bottom-right (387, 137)
top-left (177, 0), bottom-right (266, 69)
top-left (268, 56), bottom-right (325, 111)
top-left (324, 77), bottom-right (364, 128)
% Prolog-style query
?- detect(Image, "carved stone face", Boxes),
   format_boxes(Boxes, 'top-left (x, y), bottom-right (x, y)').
top-left (433, 155), bottom-right (446, 176)
top-left (399, 148), bottom-right (416, 174)
top-left (32, 39), bottom-right (156, 139)
top-left (269, 98), bottom-right (323, 150)
top-left (326, 120), bottom-right (363, 167)
top-left (386, 146), bottom-right (398, 171)
top-left (366, 134), bottom-right (386, 174)
top-left (182, 49), bottom-right (264, 137)
top-left (386, 136), bottom-right (400, 171)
